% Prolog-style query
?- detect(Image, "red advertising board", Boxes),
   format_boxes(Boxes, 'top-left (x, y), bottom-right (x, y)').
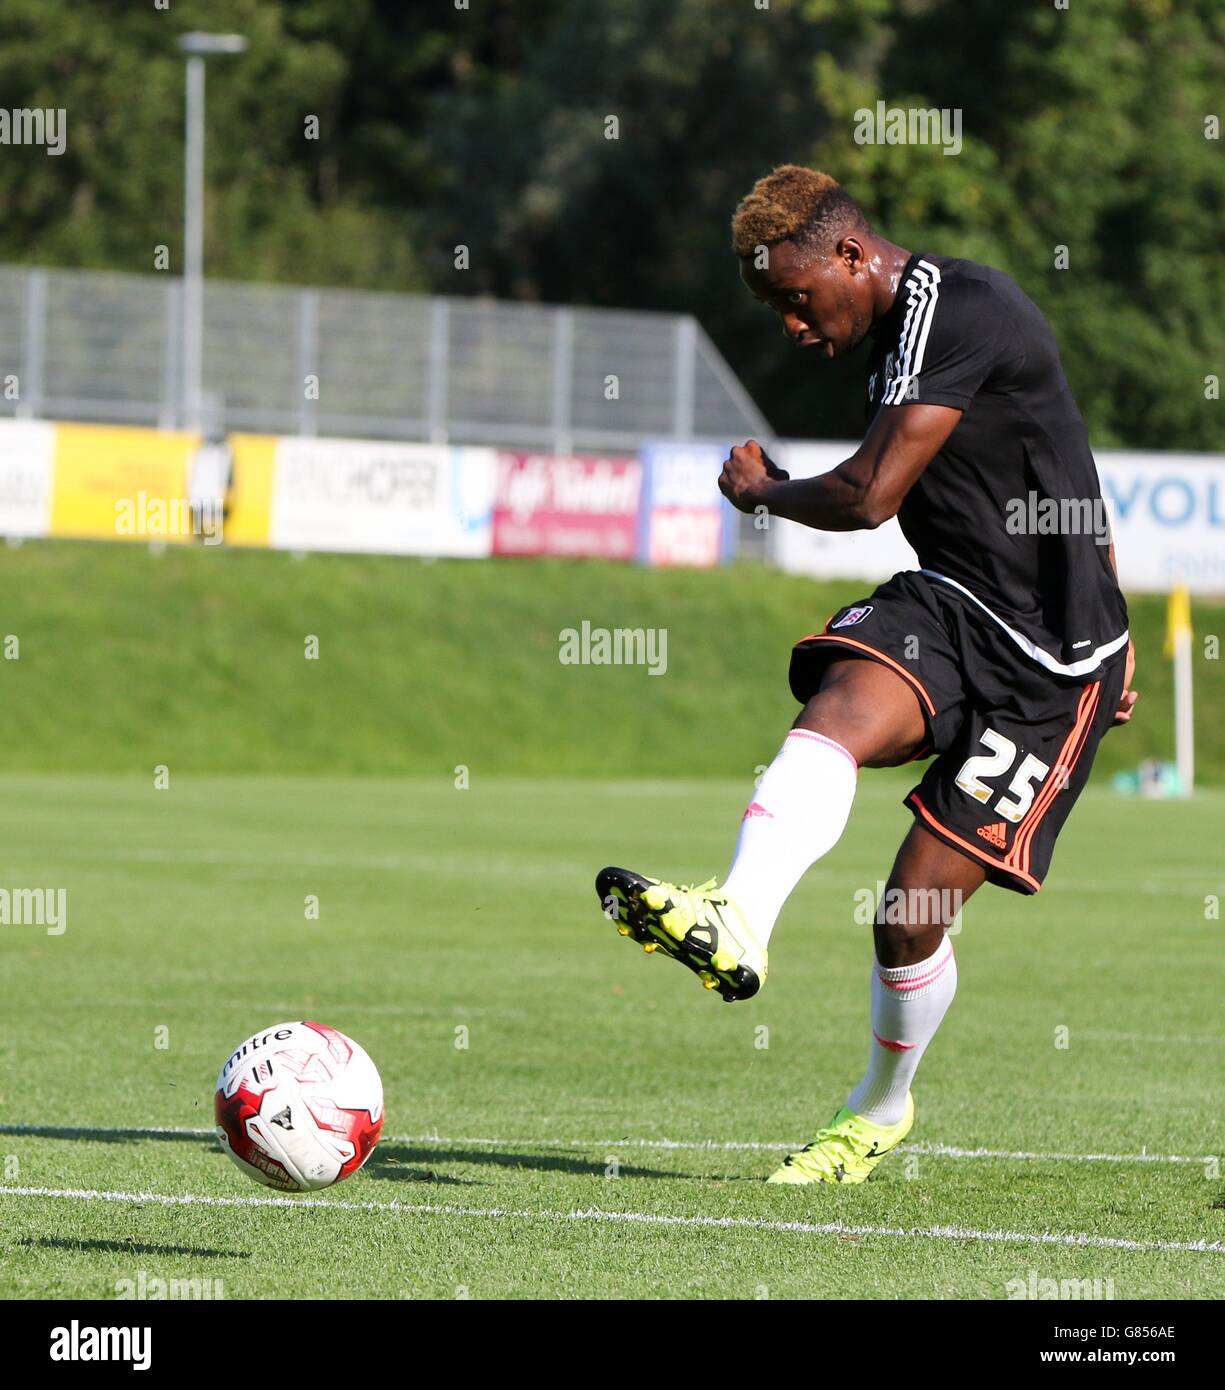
top-left (493, 451), bottom-right (642, 559)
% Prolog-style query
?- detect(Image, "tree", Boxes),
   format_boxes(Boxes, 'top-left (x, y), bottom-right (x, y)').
top-left (798, 0), bottom-right (1225, 448)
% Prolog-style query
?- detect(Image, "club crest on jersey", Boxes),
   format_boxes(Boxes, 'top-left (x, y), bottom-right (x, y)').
top-left (831, 605), bottom-right (874, 629)
top-left (870, 351), bottom-right (898, 404)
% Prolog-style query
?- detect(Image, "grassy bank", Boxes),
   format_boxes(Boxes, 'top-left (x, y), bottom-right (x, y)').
top-left (0, 542), bottom-right (1219, 781)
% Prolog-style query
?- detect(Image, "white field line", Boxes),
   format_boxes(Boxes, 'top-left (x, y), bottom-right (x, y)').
top-left (0, 1124), bottom-right (1216, 1166)
top-left (0, 841), bottom-right (1205, 894)
top-left (1074, 1032), bottom-right (1225, 1046)
top-left (0, 1183), bottom-right (1221, 1255)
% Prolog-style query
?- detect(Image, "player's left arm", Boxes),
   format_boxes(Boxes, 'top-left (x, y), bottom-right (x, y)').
top-left (1107, 542), bottom-right (1139, 725)
top-left (718, 402), bottom-right (963, 531)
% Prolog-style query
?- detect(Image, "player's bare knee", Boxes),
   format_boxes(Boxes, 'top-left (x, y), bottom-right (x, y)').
top-left (794, 689), bottom-right (855, 741)
top-left (793, 690), bottom-right (910, 767)
top-left (873, 917), bottom-right (946, 969)
top-left (793, 659), bottom-right (926, 767)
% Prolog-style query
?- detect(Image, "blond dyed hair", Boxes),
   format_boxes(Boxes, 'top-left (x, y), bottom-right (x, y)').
top-left (730, 164), bottom-right (868, 259)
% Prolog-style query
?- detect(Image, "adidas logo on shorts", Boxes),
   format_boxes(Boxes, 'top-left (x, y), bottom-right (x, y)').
top-left (976, 821), bottom-right (1008, 849)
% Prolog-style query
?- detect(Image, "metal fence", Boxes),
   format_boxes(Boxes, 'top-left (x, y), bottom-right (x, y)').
top-left (0, 265), bottom-right (770, 451)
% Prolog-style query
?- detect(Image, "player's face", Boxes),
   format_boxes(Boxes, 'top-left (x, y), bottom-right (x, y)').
top-left (739, 238), bottom-right (874, 359)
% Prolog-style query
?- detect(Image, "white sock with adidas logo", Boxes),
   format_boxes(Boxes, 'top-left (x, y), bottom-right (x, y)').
top-left (722, 729), bottom-right (858, 947)
top-left (847, 933), bottom-right (957, 1126)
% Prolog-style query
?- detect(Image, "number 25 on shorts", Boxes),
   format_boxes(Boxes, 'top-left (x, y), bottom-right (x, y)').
top-left (955, 730), bottom-right (1052, 824)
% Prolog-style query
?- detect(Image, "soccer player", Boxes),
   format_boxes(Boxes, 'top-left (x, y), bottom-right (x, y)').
top-left (595, 165), bottom-right (1137, 1184)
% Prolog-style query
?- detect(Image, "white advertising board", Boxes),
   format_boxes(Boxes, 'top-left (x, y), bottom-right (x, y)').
top-left (0, 419), bottom-right (56, 537)
top-left (775, 442), bottom-right (1225, 595)
top-left (773, 442), bottom-right (918, 584)
top-left (269, 438), bottom-right (494, 556)
top-left (1096, 450), bottom-right (1225, 594)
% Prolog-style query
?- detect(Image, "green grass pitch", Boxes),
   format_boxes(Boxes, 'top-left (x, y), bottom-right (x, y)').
top-left (2, 771), bottom-right (1223, 1299)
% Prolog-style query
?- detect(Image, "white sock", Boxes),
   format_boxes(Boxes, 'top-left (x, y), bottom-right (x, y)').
top-left (722, 729), bottom-right (858, 946)
top-left (847, 933), bottom-right (957, 1126)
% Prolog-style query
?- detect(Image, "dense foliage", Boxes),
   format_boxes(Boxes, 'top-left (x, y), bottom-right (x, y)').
top-left (1, 0), bottom-right (1220, 445)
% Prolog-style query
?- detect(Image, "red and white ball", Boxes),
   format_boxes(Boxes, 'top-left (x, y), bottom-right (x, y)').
top-left (214, 1021), bottom-right (383, 1191)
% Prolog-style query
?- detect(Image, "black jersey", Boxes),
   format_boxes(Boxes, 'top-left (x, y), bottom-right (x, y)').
top-left (866, 253), bottom-right (1129, 679)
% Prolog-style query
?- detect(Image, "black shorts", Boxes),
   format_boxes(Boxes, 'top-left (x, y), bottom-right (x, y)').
top-left (789, 571), bottom-right (1127, 895)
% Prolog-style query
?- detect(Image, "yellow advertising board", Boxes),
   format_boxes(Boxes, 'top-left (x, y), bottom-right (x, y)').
top-left (224, 433), bottom-right (277, 547)
top-left (50, 423), bottom-right (199, 542)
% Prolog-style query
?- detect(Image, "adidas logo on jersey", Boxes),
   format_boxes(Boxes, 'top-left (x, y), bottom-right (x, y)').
top-left (976, 821), bottom-right (1008, 849)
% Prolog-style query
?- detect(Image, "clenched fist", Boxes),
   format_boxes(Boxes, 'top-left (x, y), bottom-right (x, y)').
top-left (718, 439), bottom-right (790, 514)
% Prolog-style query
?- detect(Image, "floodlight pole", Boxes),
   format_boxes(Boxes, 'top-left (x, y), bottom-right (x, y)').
top-left (179, 32), bottom-right (247, 434)
top-left (182, 54), bottom-right (205, 432)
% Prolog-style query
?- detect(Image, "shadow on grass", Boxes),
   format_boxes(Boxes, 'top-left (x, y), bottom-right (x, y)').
top-left (367, 1142), bottom-right (686, 1181)
top-left (17, 1235), bottom-right (251, 1259)
top-left (0, 1125), bottom-right (211, 1145)
top-left (0, 1125), bottom-right (695, 1180)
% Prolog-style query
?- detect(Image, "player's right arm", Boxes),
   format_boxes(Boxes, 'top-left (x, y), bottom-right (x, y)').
top-left (718, 402), bottom-right (963, 531)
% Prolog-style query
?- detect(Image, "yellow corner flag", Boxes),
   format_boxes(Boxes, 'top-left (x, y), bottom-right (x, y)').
top-left (1164, 584), bottom-right (1192, 659)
